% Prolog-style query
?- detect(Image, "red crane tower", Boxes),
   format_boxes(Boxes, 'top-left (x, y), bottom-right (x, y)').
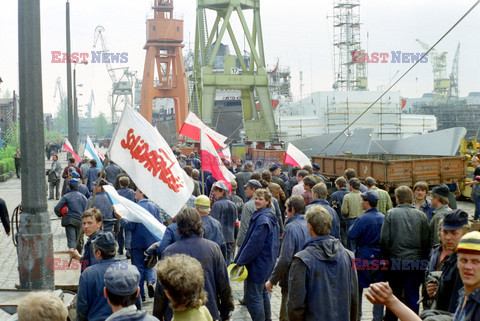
top-left (141, 0), bottom-right (188, 132)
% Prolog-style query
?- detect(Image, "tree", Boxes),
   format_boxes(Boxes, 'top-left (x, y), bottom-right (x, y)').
top-left (54, 100), bottom-right (68, 134)
top-left (94, 113), bottom-right (109, 138)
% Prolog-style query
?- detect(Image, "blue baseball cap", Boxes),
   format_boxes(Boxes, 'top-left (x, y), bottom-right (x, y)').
top-left (361, 189), bottom-right (379, 203)
top-left (92, 231), bottom-right (116, 251)
top-left (104, 262), bottom-right (140, 295)
top-left (442, 209), bottom-right (469, 231)
top-left (70, 171), bottom-right (80, 178)
top-left (69, 178), bottom-right (80, 186)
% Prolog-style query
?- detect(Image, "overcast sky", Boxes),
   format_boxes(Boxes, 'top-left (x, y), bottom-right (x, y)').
top-left (1, 0), bottom-right (479, 118)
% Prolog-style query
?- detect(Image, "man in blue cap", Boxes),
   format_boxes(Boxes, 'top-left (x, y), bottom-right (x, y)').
top-left (211, 180), bottom-right (237, 265)
top-left (429, 184), bottom-right (453, 246)
top-left (348, 189), bottom-right (385, 321)
top-left (424, 209), bottom-right (469, 313)
top-left (65, 171), bottom-right (91, 198)
top-left (311, 163), bottom-right (326, 184)
top-left (77, 232), bottom-right (120, 321)
top-left (54, 177), bottom-right (88, 253)
top-left (104, 262), bottom-right (159, 321)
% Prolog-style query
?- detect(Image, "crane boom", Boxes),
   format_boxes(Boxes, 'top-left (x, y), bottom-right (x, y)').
top-left (93, 26), bottom-right (119, 84)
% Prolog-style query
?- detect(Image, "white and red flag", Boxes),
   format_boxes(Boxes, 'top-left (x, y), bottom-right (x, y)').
top-left (200, 130), bottom-right (235, 190)
top-left (179, 112), bottom-right (228, 150)
top-left (62, 138), bottom-right (81, 162)
top-left (284, 143), bottom-right (312, 168)
top-left (108, 106), bottom-right (194, 218)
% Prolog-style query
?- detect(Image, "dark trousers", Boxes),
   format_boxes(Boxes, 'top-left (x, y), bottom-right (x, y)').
top-left (15, 164), bottom-right (20, 178)
top-left (226, 242), bottom-right (235, 266)
top-left (385, 270), bottom-right (423, 321)
top-left (245, 279), bottom-right (271, 321)
top-left (49, 180), bottom-right (60, 199)
top-left (131, 248), bottom-right (156, 298)
top-left (65, 224), bottom-right (83, 253)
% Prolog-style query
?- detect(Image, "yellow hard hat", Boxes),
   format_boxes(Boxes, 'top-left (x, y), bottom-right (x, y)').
top-left (227, 264), bottom-right (248, 282)
top-left (194, 195), bottom-right (210, 207)
top-left (457, 231), bottom-right (480, 253)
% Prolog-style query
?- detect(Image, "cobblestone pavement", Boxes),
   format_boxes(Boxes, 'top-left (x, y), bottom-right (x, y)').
top-left (0, 151), bottom-right (476, 320)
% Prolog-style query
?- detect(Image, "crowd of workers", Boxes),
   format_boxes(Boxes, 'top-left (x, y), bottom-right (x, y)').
top-left (3, 149), bottom-right (480, 321)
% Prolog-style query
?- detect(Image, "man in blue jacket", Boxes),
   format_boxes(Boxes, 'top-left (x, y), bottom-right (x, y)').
top-left (211, 181), bottom-right (237, 265)
top-left (265, 195), bottom-right (311, 321)
top-left (234, 188), bottom-right (280, 321)
top-left (287, 205), bottom-right (359, 321)
top-left (54, 178), bottom-right (88, 253)
top-left (347, 189), bottom-right (385, 321)
top-left (116, 176), bottom-right (135, 256)
top-left (77, 232), bottom-right (121, 321)
top-left (154, 207), bottom-right (234, 321)
top-left (117, 188), bottom-right (161, 301)
top-left (89, 179), bottom-right (115, 232)
top-left (306, 182), bottom-right (341, 239)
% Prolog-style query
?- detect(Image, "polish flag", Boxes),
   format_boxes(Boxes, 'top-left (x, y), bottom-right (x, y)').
top-left (200, 130), bottom-right (235, 190)
top-left (62, 139), bottom-right (81, 162)
top-left (179, 112), bottom-right (227, 150)
top-left (284, 143), bottom-right (312, 168)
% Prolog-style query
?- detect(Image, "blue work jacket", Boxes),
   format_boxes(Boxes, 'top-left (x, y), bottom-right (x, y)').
top-left (211, 196), bottom-right (238, 243)
top-left (201, 215), bottom-right (227, 257)
top-left (330, 188), bottom-right (349, 218)
top-left (117, 187), bottom-right (135, 201)
top-left (81, 231), bottom-right (100, 272)
top-left (122, 199), bottom-right (160, 249)
top-left (85, 167), bottom-right (101, 192)
top-left (269, 214), bottom-right (311, 290)
top-left (306, 199), bottom-right (341, 239)
top-left (89, 192), bottom-right (115, 230)
top-left (162, 235), bottom-right (233, 321)
top-left (235, 206), bottom-right (280, 283)
top-left (156, 223), bottom-right (179, 259)
top-left (54, 190), bottom-right (88, 227)
top-left (347, 207), bottom-right (384, 288)
top-left (77, 259), bottom-right (118, 321)
top-left (454, 287), bottom-right (480, 321)
top-left (287, 236), bottom-right (358, 321)
top-left (65, 183), bottom-right (91, 199)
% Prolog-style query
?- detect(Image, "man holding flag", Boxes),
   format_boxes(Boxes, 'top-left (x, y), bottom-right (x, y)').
top-left (116, 188), bottom-right (162, 302)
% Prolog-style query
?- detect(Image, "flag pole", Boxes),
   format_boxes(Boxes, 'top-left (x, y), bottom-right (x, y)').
top-left (68, 154), bottom-right (110, 266)
top-left (200, 129), bottom-right (205, 195)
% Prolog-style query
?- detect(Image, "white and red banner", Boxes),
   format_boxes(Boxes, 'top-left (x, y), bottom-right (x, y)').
top-left (201, 130), bottom-right (235, 190)
top-left (179, 112), bottom-right (228, 150)
top-left (284, 143), bottom-right (312, 168)
top-left (108, 106), bottom-right (194, 218)
top-left (62, 138), bottom-right (81, 162)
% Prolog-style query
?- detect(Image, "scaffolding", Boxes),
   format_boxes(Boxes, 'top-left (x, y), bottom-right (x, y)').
top-left (332, 0), bottom-right (367, 91)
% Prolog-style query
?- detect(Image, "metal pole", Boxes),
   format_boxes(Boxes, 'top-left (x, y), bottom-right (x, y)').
top-left (73, 66), bottom-right (78, 152)
top-left (17, 0), bottom-right (54, 290)
top-left (66, 0), bottom-right (74, 153)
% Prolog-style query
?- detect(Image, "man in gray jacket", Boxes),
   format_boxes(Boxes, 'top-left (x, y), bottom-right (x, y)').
top-left (380, 186), bottom-right (430, 321)
top-left (48, 154), bottom-right (63, 200)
